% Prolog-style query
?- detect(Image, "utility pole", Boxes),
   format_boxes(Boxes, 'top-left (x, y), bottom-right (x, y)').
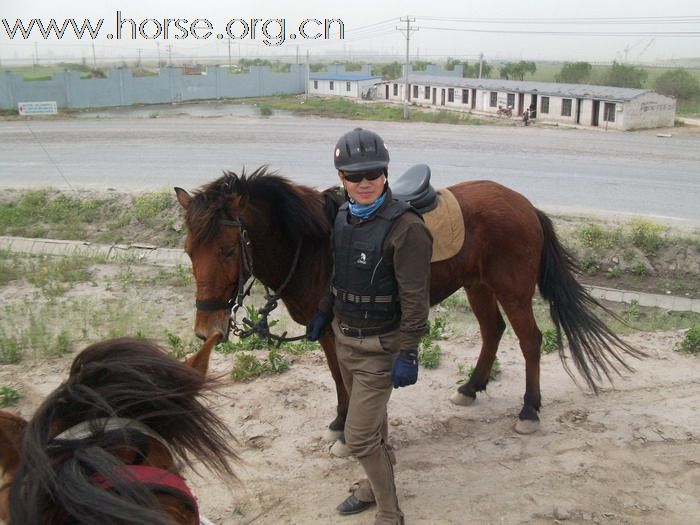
top-left (167, 45), bottom-right (172, 66)
top-left (157, 42), bottom-right (161, 68)
top-left (227, 37), bottom-right (232, 69)
top-left (305, 50), bottom-right (309, 100)
top-left (136, 48), bottom-right (142, 68)
top-left (91, 41), bottom-right (97, 69)
top-left (397, 16), bottom-right (418, 120)
top-left (478, 52), bottom-right (484, 79)
top-left (34, 42), bottom-right (39, 69)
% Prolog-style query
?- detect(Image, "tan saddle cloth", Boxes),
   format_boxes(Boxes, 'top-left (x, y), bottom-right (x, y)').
top-left (422, 188), bottom-right (465, 262)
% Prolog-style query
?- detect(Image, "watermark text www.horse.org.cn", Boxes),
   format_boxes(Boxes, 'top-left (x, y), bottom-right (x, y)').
top-left (2, 11), bottom-right (345, 47)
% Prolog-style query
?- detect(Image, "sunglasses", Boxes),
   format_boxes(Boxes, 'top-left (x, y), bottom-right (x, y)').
top-left (342, 171), bottom-right (385, 184)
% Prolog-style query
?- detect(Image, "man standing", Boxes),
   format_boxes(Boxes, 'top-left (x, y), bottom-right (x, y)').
top-left (307, 128), bottom-right (432, 524)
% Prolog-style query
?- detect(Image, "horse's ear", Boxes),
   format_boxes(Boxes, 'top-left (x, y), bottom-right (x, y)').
top-left (184, 332), bottom-right (221, 376)
top-left (0, 411), bottom-right (27, 473)
top-left (175, 187), bottom-right (192, 210)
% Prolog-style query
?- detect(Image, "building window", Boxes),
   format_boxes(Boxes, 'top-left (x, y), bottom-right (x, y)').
top-left (346, 82), bottom-right (351, 91)
top-left (313, 80), bottom-right (318, 90)
top-left (604, 102), bottom-right (616, 122)
top-left (462, 89), bottom-right (469, 104)
top-left (541, 96), bottom-right (549, 114)
top-left (448, 88), bottom-right (454, 102)
top-left (562, 98), bottom-right (572, 117)
top-left (329, 81), bottom-right (334, 90)
top-left (413, 85), bottom-right (419, 98)
top-left (507, 93), bottom-right (515, 108)
top-left (393, 83), bottom-right (398, 96)
top-left (424, 86), bottom-right (430, 99)
top-left (489, 92), bottom-right (497, 107)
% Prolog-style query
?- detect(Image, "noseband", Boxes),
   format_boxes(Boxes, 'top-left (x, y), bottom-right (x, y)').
top-left (194, 217), bottom-right (306, 345)
top-left (53, 417), bottom-right (200, 524)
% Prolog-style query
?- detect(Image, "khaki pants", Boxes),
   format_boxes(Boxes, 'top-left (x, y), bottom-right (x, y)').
top-left (333, 318), bottom-right (404, 525)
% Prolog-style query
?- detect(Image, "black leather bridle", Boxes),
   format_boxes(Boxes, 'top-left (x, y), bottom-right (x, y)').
top-left (194, 218), bottom-right (306, 346)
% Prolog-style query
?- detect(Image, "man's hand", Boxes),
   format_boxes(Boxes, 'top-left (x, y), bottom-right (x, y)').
top-left (306, 311), bottom-right (329, 341)
top-left (391, 351), bottom-right (419, 388)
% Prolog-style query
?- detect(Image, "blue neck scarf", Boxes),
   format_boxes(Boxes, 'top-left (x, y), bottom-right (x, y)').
top-left (348, 192), bottom-right (387, 220)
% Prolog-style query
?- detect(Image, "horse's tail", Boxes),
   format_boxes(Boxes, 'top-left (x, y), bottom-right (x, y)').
top-left (536, 209), bottom-right (645, 392)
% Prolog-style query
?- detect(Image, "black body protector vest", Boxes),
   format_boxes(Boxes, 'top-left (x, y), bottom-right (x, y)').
top-left (332, 199), bottom-right (412, 321)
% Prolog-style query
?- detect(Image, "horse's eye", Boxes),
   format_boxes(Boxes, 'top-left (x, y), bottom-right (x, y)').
top-left (220, 246), bottom-right (237, 259)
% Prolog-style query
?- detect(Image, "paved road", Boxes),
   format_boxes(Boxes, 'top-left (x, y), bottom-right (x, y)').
top-left (1, 111), bottom-right (699, 222)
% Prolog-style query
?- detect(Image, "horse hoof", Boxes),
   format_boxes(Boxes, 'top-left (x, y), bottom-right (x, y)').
top-left (323, 428), bottom-right (344, 442)
top-left (514, 419), bottom-right (540, 434)
top-left (450, 392), bottom-right (476, 406)
top-left (330, 440), bottom-right (352, 458)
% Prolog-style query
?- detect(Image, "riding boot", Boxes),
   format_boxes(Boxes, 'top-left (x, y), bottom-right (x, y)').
top-left (358, 444), bottom-right (404, 525)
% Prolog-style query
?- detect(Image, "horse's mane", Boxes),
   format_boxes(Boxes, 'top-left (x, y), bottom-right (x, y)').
top-left (9, 338), bottom-right (238, 525)
top-left (185, 167), bottom-right (333, 249)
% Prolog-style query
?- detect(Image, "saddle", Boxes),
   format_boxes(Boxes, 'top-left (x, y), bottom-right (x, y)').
top-left (393, 164), bottom-right (465, 262)
top-left (392, 164), bottom-right (438, 214)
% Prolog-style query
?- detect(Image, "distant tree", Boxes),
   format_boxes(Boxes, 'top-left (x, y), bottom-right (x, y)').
top-left (654, 68), bottom-right (700, 100)
top-left (339, 61), bottom-right (363, 72)
top-left (445, 57), bottom-right (464, 71)
top-left (600, 61), bottom-right (648, 88)
top-left (372, 62), bottom-right (402, 79)
top-left (411, 60), bottom-right (432, 71)
top-left (555, 62), bottom-right (593, 84)
top-left (499, 61), bottom-right (536, 81)
top-left (464, 61), bottom-right (492, 78)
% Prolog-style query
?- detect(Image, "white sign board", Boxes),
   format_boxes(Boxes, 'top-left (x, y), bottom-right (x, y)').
top-left (18, 101), bottom-right (58, 116)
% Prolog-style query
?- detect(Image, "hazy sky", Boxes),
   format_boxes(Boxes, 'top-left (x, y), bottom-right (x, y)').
top-left (2, 0), bottom-right (699, 65)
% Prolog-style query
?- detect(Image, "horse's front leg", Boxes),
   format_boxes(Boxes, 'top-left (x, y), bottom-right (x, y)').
top-left (318, 333), bottom-right (347, 440)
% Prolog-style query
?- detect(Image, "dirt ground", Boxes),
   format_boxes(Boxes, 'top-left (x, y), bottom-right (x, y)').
top-left (2, 325), bottom-right (699, 525)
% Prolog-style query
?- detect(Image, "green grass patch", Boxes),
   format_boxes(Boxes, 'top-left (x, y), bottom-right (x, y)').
top-left (0, 386), bottom-right (21, 408)
top-left (240, 96), bottom-right (482, 125)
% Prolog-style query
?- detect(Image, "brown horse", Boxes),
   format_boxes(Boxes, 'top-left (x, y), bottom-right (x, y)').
top-left (175, 168), bottom-right (642, 437)
top-left (0, 334), bottom-right (237, 525)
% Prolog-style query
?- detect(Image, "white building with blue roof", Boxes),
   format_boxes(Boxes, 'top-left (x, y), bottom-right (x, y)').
top-left (309, 64), bottom-right (383, 100)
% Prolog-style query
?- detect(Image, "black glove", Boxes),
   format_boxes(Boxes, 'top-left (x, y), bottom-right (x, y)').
top-left (306, 311), bottom-right (329, 341)
top-left (391, 351), bottom-right (419, 388)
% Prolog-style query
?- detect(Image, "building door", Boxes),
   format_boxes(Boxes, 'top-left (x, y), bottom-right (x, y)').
top-left (432, 88), bottom-right (436, 105)
top-left (385, 85), bottom-right (389, 99)
top-left (518, 93), bottom-right (525, 115)
top-left (441, 89), bottom-right (445, 105)
top-left (576, 98), bottom-right (583, 124)
top-left (530, 94), bottom-right (538, 118)
top-left (471, 89), bottom-right (476, 109)
top-left (592, 100), bottom-right (600, 126)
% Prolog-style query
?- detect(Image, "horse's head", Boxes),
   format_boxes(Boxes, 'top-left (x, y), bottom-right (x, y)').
top-left (0, 334), bottom-right (236, 525)
top-left (176, 176), bottom-right (245, 341)
top-left (176, 168), bottom-right (333, 341)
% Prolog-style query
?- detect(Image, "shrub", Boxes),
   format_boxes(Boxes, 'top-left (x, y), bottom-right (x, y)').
top-left (675, 325), bottom-right (700, 354)
top-left (540, 328), bottom-right (560, 354)
top-left (420, 341), bottom-right (441, 369)
top-left (629, 219), bottom-right (665, 255)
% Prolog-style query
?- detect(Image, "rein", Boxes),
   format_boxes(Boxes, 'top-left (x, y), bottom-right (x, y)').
top-left (195, 218), bottom-right (307, 347)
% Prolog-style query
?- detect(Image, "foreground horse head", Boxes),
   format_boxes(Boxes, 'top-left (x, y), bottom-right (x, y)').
top-left (175, 167), bottom-right (333, 342)
top-left (0, 334), bottom-right (237, 525)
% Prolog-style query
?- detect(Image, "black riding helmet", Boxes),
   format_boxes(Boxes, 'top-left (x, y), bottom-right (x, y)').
top-left (334, 128), bottom-right (390, 174)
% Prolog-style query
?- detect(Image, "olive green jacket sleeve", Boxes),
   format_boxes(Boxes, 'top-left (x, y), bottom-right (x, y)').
top-left (383, 211), bottom-right (433, 352)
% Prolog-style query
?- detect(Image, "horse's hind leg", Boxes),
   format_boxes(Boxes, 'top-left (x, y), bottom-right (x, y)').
top-left (451, 284), bottom-right (506, 406)
top-left (498, 296), bottom-right (543, 434)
